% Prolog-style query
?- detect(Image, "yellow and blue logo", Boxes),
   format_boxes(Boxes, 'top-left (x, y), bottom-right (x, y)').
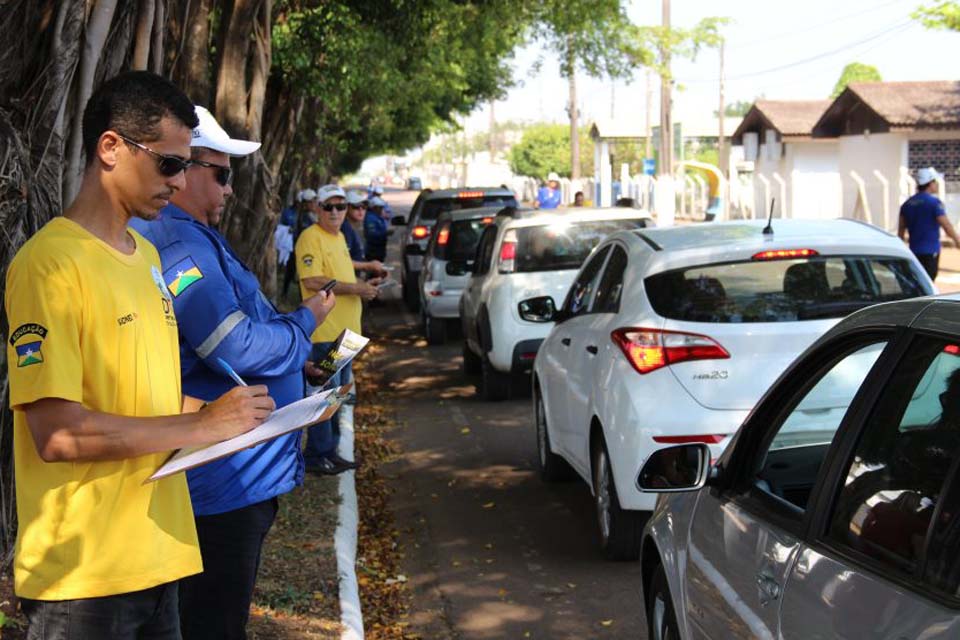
top-left (10, 323), bottom-right (47, 368)
top-left (164, 256), bottom-right (204, 297)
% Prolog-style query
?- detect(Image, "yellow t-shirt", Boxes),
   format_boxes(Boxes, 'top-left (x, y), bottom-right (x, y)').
top-left (295, 224), bottom-right (361, 343)
top-left (5, 218), bottom-right (201, 600)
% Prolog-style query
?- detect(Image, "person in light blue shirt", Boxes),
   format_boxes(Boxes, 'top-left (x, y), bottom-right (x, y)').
top-left (131, 106), bottom-right (335, 640)
top-left (535, 171), bottom-right (562, 209)
top-left (899, 167), bottom-right (960, 280)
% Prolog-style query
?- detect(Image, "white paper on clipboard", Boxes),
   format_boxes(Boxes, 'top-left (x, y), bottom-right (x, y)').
top-left (148, 385), bottom-right (350, 482)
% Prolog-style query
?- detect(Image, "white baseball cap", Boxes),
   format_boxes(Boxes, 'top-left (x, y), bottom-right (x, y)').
top-left (372, 185), bottom-right (385, 195)
top-left (192, 106), bottom-right (261, 156)
top-left (547, 171), bottom-right (561, 182)
top-left (917, 167), bottom-right (942, 186)
top-left (317, 184), bottom-right (347, 203)
top-left (297, 188), bottom-right (317, 202)
top-left (346, 190), bottom-right (367, 205)
top-left (369, 196), bottom-right (387, 208)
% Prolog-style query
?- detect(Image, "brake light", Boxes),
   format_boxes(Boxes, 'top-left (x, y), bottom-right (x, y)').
top-left (411, 225), bottom-right (430, 240)
top-left (498, 229), bottom-right (517, 273)
top-left (945, 345), bottom-right (960, 356)
top-left (458, 191), bottom-right (484, 199)
top-left (611, 328), bottom-right (729, 374)
top-left (481, 217), bottom-right (493, 224)
top-left (437, 226), bottom-right (450, 246)
top-left (653, 434), bottom-right (726, 444)
top-left (752, 248), bottom-right (819, 261)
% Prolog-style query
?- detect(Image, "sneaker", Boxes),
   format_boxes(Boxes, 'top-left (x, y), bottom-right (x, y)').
top-left (327, 453), bottom-right (361, 469)
top-left (306, 456), bottom-right (358, 476)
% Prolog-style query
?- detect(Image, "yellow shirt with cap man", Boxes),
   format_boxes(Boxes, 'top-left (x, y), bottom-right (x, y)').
top-left (5, 217), bottom-right (201, 600)
top-left (295, 223), bottom-right (361, 343)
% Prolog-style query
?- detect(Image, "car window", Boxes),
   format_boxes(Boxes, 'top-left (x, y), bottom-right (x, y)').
top-left (562, 246), bottom-right (611, 318)
top-left (514, 219), bottom-right (646, 273)
top-left (421, 195), bottom-right (517, 221)
top-left (437, 218), bottom-right (491, 262)
top-left (644, 256), bottom-right (929, 323)
top-left (592, 246), bottom-right (628, 314)
top-left (475, 226), bottom-right (497, 276)
top-left (827, 338), bottom-right (960, 585)
top-left (752, 342), bottom-right (887, 511)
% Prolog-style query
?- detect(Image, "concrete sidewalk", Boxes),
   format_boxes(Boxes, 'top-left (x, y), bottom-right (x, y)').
top-left (935, 246), bottom-right (960, 293)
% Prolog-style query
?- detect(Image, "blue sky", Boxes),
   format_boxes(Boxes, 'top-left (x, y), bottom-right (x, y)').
top-left (467, 0), bottom-right (960, 130)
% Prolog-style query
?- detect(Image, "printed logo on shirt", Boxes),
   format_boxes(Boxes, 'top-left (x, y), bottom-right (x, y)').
top-left (164, 256), bottom-right (204, 297)
top-left (10, 323), bottom-right (48, 368)
top-left (302, 254), bottom-right (314, 266)
top-left (117, 313), bottom-right (138, 326)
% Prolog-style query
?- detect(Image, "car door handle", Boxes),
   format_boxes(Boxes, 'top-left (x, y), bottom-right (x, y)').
top-left (561, 337), bottom-right (571, 347)
top-left (755, 573), bottom-right (782, 606)
top-left (585, 345), bottom-right (598, 355)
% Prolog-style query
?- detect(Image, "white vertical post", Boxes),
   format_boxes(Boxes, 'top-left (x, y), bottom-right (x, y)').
top-left (599, 140), bottom-right (612, 206)
top-left (755, 173), bottom-right (771, 220)
top-left (873, 170), bottom-right (890, 231)
top-left (655, 175), bottom-right (676, 226)
top-left (593, 137), bottom-right (602, 206)
top-left (772, 172), bottom-right (787, 219)
top-left (849, 170), bottom-right (874, 226)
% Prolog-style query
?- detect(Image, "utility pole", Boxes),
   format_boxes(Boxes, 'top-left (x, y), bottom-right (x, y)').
top-left (568, 43), bottom-right (581, 181)
top-left (645, 69), bottom-right (653, 159)
top-left (658, 0), bottom-right (673, 177)
top-left (718, 40), bottom-right (726, 175)
top-left (488, 100), bottom-right (496, 159)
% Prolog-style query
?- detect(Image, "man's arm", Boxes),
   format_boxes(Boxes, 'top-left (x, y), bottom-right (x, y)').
top-left (301, 275), bottom-right (379, 300)
top-left (898, 212), bottom-right (908, 241)
top-left (352, 259), bottom-right (387, 275)
top-left (23, 385), bottom-right (274, 463)
top-left (938, 214), bottom-right (960, 248)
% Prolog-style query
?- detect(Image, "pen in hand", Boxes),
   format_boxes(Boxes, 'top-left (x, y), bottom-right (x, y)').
top-left (217, 357), bottom-right (248, 387)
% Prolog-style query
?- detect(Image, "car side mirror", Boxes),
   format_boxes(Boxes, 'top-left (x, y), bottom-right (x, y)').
top-left (446, 261), bottom-right (471, 276)
top-left (391, 216), bottom-right (407, 226)
top-left (637, 444), bottom-right (711, 492)
top-left (518, 296), bottom-right (557, 323)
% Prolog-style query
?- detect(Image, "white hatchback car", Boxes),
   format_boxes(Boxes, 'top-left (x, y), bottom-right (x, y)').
top-left (532, 219), bottom-right (935, 559)
top-left (459, 207), bottom-right (654, 400)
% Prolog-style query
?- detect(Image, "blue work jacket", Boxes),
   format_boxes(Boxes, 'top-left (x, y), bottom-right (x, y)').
top-left (363, 211), bottom-right (388, 253)
top-left (341, 220), bottom-right (365, 261)
top-left (131, 205), bottom-right (316, 515)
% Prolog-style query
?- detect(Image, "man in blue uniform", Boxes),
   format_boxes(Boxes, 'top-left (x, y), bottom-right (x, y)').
top-left (364, 196), bottom-right (390, 261)
top-left (131, 106), bottom-right (336, 640)
top-left (899, 167), bottom-right (960, 280)
top-left (535, 171), bottom-right (562, 209)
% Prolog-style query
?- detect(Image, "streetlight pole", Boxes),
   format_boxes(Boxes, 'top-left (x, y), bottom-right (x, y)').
top-left (659, 0), bottom-right (672, 176)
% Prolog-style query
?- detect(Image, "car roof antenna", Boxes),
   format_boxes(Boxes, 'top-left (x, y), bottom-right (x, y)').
top-left (762, 198), bottom-right (776, 236)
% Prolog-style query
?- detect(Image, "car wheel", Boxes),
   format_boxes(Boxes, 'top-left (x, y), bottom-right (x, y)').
top-left (592, 437), bottom-right (645, 560)
top-left (480, 355), bottom-right (512, 401)
top-left (424, 313), bottom-right (447, 345)
top-left (403, 278), bottom-right (419, 312)
top-left (647, 563), bottom-right (681, 640)
top-left (462, 341), bottom-right (482, 375)
top-left (535, 387), bottom-right (574, 482)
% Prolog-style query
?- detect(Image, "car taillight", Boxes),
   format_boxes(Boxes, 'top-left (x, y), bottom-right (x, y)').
top-left (411, 225), bottom-right (430, 240)
top-left (752, 248), bottom-right (818, 261)
top-left (498, 229), bottom-right (517, 273)
top-left (481, 217), bottom-right (493, 224)
top-left (458, 191), bottom-right (484, 199)
top-left (945, 345), bottom-right (960, 356)
top-left (652, 434), bottom-right (726, 444)
top-left (437, 227), bottom-right (450, 246)
top-left (611, 328), bottom-right (729, 375)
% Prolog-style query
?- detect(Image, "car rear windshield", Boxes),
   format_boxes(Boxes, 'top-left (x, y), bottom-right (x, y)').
top-left (434, 218), bottom-right (491, 261)
top-left (515, 219), bottom-right (648, 273)
top-left (421, 195), bottom-right (516, 221)
top-left (645, 255), bottom-right (928, 323)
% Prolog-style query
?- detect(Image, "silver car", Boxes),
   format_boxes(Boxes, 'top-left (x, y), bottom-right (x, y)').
top-left (418, 207), bottom-right (497, 344)
top-left (640, 293), bottom-right (960, 639)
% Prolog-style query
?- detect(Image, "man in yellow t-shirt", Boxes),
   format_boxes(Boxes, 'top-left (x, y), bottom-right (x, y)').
top-left (5, 71), bottom-right (275, 639)
top-left (295, 184), bottom-right (380, 474)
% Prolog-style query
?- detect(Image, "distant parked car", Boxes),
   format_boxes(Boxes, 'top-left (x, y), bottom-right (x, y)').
top-left (460, 207), bottom-right (654, 401)
top-left (400, 187), bottom-right (517, 311)
top-left (533, 219), bottom-right (934, 559)
top-left (639, 292), bottom-right (960, 640)
top-left (407, 176), bottom-right (423, 191)
top-left (419, 207), bottom-right (496, 344)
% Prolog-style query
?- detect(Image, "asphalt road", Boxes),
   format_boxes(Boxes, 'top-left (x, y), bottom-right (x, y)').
top-left (363, 189), bottom-right (646, 640)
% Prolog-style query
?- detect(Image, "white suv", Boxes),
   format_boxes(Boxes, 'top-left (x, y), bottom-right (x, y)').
top-left (460, 207), bottom-right (654, 400)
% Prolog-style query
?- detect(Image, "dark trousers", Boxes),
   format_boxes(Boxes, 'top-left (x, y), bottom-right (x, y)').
top-left (916, 253), bottom-right (940, 281)
top-left (21, 582), bottom-right (181, 640)
top-left (179, 498), bottom-right (279, 640)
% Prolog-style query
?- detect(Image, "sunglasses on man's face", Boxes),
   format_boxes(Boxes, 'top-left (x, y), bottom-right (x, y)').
top-left (192, 159), bottom-right (233, 187)
top-left (322, 203), bottom-right (348, 212)
top-left (117, 134), bottom-right (192, 176)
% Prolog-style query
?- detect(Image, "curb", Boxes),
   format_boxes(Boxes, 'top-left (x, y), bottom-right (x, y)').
top-left (336, 403), bottom-right (364, 639)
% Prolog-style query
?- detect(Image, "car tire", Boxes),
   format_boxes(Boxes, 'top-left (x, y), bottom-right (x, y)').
top-left (480, 355), bottom-right (512, 401)
top-left (535, 387), bottom-right (575, 482)
top-left (424, 313), bottom-right (447, 345)
top-left (403, 277), bottom-right (419, 312)
top-left (647, 563), bottom-right (681, 640)
top-left (592, 437), bottom-right (645, 560)
top-left (462, 342), bottom-right (482, 375)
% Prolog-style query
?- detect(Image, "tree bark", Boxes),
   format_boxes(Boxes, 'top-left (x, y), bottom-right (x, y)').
top-left (149, 0), bottom-right (165, 74)
top-left (171, 0), bottom-right (213, 106)
top-left (132, 0), bottom-right (155, 70)
top-left (567, 43), bottom-right (580, 181)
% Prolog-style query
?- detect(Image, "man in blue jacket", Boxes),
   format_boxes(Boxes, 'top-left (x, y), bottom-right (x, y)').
top-left (899, 166), bottom-right (960, 280)
top-left (364, 196), bottom-right (390, 261)
top-left (131, 106), bottom-right (335, 640)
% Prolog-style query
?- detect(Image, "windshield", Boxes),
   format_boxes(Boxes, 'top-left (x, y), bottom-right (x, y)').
top-left (421, 195), bottom-right (516, 221)
top-left (514, 219), bottom-right (648, 273)
top-left (645, 255), bottom-right (929, 323)
top-left (434, 218), bottom-right (491, 261)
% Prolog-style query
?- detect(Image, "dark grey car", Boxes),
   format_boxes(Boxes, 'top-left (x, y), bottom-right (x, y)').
top-left (639, 293), bottom-right (960, 639)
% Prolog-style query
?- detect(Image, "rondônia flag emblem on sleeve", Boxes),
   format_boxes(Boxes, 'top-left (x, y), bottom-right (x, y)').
top-left (164, 256), bottom-right (204, 297)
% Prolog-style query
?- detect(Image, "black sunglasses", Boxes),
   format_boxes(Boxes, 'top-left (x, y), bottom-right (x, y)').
top-left (117, 134), bottom-right (192, 176)
top-left (322, 203), bottom-right (348, 212)
top-left (192, 159), bottom-right (233, 187)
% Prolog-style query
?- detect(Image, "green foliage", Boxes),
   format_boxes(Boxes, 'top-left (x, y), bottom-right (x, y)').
top-left (716, 100), bottom-right (753, 117)
top-left (913, 1), bottom-right (960, 30)
top-left (831, 62), bottom-right (882, 98)
top-left (509, 124), bottom-right (571, 178)
top-left (634, 16), bottom-right (731, 81)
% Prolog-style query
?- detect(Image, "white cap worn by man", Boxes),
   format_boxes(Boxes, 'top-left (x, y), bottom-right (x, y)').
top-left (917, 167), bottom-right (942, 188)
top-left (192, 106), bottom-right (261, 156)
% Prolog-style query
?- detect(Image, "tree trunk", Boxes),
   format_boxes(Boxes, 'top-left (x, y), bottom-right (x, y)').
top-left (132, 0), bottom-right (155, 70)
top-left (149, 0), bottom-right (165, 74)
top-left (567, 44), bottom-right (580, 181)
top-left (171, 0), bottom-right (213, 106)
